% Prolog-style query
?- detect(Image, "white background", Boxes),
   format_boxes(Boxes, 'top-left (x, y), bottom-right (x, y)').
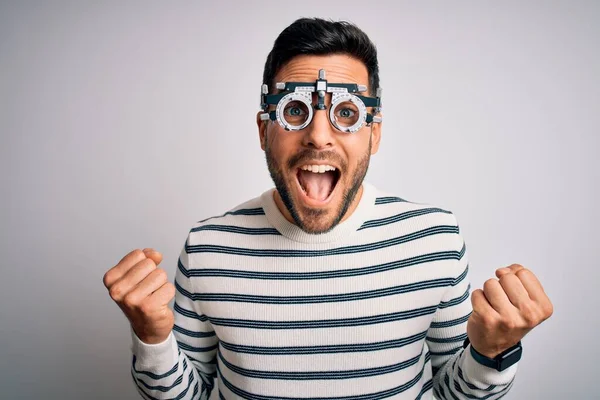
top-left (1, 1), bottom-right (598, 399)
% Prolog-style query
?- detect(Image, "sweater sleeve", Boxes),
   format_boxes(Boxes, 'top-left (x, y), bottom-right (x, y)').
top-left (129, 236), bottom-right (219, 400)
top-left (427, 214), bottom-right (519, 399)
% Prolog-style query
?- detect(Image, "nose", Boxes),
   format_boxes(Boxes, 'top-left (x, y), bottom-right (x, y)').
top-left (301, 108), bottom-right (335, 150)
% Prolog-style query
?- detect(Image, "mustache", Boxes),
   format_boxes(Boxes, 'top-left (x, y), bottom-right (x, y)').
top-left (287, 149), bottom-right (346, 171)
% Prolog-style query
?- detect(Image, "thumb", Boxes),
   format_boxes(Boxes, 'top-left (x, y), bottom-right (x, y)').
top-left (142, 248), bottom-right (163, 266)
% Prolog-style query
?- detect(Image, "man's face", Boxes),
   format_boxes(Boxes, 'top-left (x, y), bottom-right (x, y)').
top-left (257, 54), bottom-right (381, 234)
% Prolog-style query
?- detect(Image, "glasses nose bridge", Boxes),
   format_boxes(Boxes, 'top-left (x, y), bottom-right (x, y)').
top-left (309, 104), bottom-right (332, 128)
top-left (307, 91), bottom-right (333, 127)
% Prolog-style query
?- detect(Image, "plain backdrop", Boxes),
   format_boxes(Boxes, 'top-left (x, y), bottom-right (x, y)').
top-left (1, 1), bottom-right (598, 399)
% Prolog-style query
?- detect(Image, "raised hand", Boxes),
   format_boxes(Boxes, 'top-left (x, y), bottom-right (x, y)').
top-left (103, 248), bottom-right (176, 344)
top-left (467, 264), bottom-right (554, 358)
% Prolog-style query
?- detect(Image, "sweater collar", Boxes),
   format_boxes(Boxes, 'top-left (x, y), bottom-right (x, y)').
top-left (260, 182), bottom-right (376, 244)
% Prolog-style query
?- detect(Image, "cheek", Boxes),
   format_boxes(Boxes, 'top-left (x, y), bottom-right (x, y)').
top-left (268, 130), bottom-right (298, 159)
top-left (343, 134), bottom-right (371, 163)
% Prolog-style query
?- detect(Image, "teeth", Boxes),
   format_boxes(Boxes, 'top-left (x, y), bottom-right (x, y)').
top-left (300, 164), bottom-right (336, 173)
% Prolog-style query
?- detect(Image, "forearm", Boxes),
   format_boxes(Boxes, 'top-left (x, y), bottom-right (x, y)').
top-left (430, 214), bottom-right (518, 399)
top-left (432, 345), bottom-right (517, 399)
top-left (130, 329), bottom-right (211, 400)
top-left (129, 239), bottom-right (219, 400)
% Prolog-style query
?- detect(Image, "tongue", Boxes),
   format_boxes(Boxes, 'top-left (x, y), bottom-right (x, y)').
top-left (298, 170), bottom-right (335, 201)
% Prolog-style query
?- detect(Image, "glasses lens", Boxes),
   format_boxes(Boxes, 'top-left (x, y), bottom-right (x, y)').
top-left (282, 100), bottom-right (310, 127)
top-left (332, 100), bottom-right (360, 128)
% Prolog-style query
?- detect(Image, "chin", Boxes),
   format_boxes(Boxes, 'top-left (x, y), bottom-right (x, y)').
top-left (295, 213), bottom-right (339, 234)
top-left (289, 176), bottom-right (345, 234)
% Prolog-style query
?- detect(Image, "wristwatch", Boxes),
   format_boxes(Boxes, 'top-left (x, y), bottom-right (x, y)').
top-left (462, 336), bottom-right (522, 371)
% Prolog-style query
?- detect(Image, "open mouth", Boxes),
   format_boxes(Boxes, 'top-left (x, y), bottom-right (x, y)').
top-left (295, 164), bottom-right (341, 205)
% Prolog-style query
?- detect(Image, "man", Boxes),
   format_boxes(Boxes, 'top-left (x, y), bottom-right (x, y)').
top-left (103, 18), bottom-right (553, 400)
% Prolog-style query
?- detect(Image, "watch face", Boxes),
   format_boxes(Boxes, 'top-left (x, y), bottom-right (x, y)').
top-left (498, 344), bottom-right (522, 371)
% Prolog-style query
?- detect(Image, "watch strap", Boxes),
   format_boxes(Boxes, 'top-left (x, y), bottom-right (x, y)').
top-left (462, 336), bottom-right (522, 371)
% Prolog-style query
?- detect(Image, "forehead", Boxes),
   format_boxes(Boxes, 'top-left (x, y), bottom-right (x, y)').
top-left (274, 54), bottom-right (369, 88)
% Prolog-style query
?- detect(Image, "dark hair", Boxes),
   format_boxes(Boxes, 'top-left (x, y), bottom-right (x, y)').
top-left (262, 18), bottom-right (380, 96)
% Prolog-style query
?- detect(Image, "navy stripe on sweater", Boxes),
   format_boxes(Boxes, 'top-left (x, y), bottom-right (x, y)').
top-left (178, 249), bottom-right (462, 280)
top-left (374, 196), bottom-right (409, 205)
top-left (358, 207), bottom-right (452, 230)
top-left (191, 207), bottom-right (451, 236)
top-left (205, 304), bottom-right (439, 330)
top-left (216, 330), bottom-right (428, 355)
top-left (186, 225), bottom-right (459, 257)
top-left (198, 208), bottom-right (265, 223)
top-left (175, 277), bottom-right (455, 304)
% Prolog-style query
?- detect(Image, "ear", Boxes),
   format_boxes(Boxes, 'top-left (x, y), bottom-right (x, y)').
top-left (256, 111), bottom-right (268, 151)
top-left (369, 111), bottom-right (383, 155)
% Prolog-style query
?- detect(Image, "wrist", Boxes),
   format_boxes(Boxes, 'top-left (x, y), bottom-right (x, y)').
top-left (473, 345), bottom-right (502, 359)
top-left (463, 336), bottom-right (523, 372)
top-left (138, 333), bottom-right (171, 345)
top-left (132, 326), bottom-right (170, 345)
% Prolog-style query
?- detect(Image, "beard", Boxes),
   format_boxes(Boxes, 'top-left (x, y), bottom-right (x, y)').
top-left (265, 135), bottom-right (372, 234)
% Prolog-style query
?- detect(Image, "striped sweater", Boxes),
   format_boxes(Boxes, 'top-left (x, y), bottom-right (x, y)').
top-left (129, 182), bottom-right (518, 400)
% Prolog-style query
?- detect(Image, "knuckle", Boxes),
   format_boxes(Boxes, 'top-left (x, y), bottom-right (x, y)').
top-left (500, 317), bottom-right (517, 331)
top-left (155, 268), bottom-right (168, 283)
top-left (145, 257), bottom-right (158, 269)
top-left (122, 249), bottom-right (146, 265)
top-left (542, 300), bottom-right (554, 318)
top-left (471, 288), bottom-right (483, 301)
top-left (483, 278), bottom-right (497, 291)
top-left (525, 317), bottom-right (538, 329)
top-left (132, 248), bottom-right (145, 258)
top-left (520, 308), bottom-right (536, 325)
top-left (103, 271), bottom-right (113, 288)
top-left (522, 300), bottom-right (537, 314)
top-left (138, 257), bottom-right (157, 272)
top-left (516, 269), bottom-right (530, 279)
top-left (122, 293), bottom-right (139, 309)
top-left (165, 282), bottom-right (176, 299)
top-left (481, 313), bottom-right (498, 327)
top-left (471, 290), bottom-right (484, 308)
top-left (139, 300), bottom-right (154, 316)
top-left (109, 285), bottom-right (123, 301)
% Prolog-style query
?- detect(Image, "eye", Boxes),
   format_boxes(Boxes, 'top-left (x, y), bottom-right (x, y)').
top-left (284, 102), bottom-right (307, 117)
top-left (331, 100), bottom-right (361, 130)
top-left (337, 108), bottom-right (355, 118)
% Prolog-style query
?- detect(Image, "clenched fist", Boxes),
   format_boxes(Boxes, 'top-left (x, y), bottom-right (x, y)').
top-left (103, 248), bottom-right (176, 344)
top-left (467, 263), bottom-right (554, 359)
